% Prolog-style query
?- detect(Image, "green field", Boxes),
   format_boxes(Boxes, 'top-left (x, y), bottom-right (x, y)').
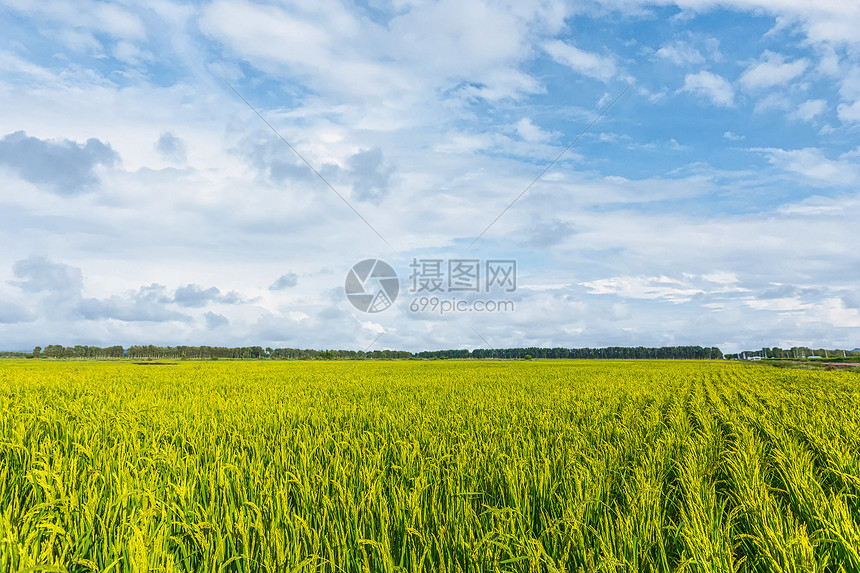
top-left (1, 359), bottom-right (859, 572)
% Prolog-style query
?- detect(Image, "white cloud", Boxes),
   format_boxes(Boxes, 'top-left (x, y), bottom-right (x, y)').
top-left (753, 92), bottom-right (791, 114)
top-left (113, 41), bottom-right (152, 65)
top-left (822, 298), bottom-right (860, 328)
top-left (95, 3), bottom-right (146, 40)
top-left (53, 28), bottom-right (102, 53)
top-left (701, 272), bottom-right (740, 285)
top-left (199, 0), bottom-right (395, 99)
top-left (204, 311), bottom-right (229, 329)
top-left (668, 1), bottom-right (860, 47)
top-left (543, 40), bottom-right (619, 82)
top-left (777, 195), bottom-right (843, 216)
top-left (755, 147), bottom-right (859, 186)
top-left (581, 273), bottom-right (746, 304)
top-left (155, 132), bottom-right (187, 163)
top-left (836, 66), bottom-right (860, 122)
top-left (0, 50), bottom-right (56, 82)
top-left (789, 99), bottom-right (827, 122)
top-left (656, 40), bottom-right (705, 65)
top-left (200, 0), bottom-right (554, 104)
top-left (361, 321), bottom-right (386, 334)
top-left (837, 99), bottom-right (860, 123)
top-left (515, 118), bottom-right (554, 143)
top-left (433, 132), bottom-right (497, 154)
top-left (838, 66), bottom-right (860, 100)
top-left (270, 273), bottom-right (298, 291)
top-left (582, 275), bottom-right (704, 303)
top-left (817, 47), bottom-right (840, 77)
top-left (288, 311), bottom-right (309, 322)
top-left (739, 51), bottom-right (808, 91)
top-left (2, 0), bottom-right (145, 41)
top-left (745, 297), bottom-right (810, 312)
top-left (680, 71), bottom-right (734, 107)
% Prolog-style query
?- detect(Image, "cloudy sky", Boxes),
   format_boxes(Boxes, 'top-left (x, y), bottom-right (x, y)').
top-left (1, 0), bottom-right (858, 353)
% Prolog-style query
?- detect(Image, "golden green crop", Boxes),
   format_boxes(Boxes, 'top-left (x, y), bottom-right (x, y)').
top-left (1, 359), bottom-right (859, 572)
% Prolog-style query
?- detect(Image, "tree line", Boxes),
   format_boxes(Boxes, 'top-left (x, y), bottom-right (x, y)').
top-left (15, 344), bottom-right (860, 362)
top-left (23, 344), bottom-right (722, 360)
top-left (418, 346), bottom-right (724, 360)
top-left (26, 345), bottom-right (414, 360)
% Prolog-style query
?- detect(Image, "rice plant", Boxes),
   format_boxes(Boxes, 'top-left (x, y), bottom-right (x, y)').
top-left (1, 359), bottom-right (858, 572)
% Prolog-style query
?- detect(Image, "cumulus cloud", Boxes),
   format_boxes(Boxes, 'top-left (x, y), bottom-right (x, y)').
top-left (789, 99), bottom-right (827, 122)
top-left (0, 131), bottom-right (118, 194)
top-left (78, 284), bottom-right (191, 323)
top-left (544, 40), bottom-right (619, 82)
top-left (173, 284), bottom-right (244, 307)
top-left (204, 311), bottom-right (229, 328)
top-left (200, 0), bottom-right (391, 99)
top-left (837, 100), bottom-right (860, 123)
top-left (269, 272), bottom-right (298, 291)
top-left (236, 132), bottom-right (316, 186)
top-left (680, 71), bottom-right (734, 107)
top-left (656, 40), bottom-right (705, 65)
top-left (199, 0), bottom-right (553, 104)
top-left (155, 131), bottom-right (187, 162)
top-left (739, 51), bottom-right (808, 91)
top-left (515, 118), bottom-right (554, 143)
top-left (837, 66), bottom-right (860, 110)
top-left (173, 284), bottom-right (222, 307)
top-left (288, 311), bottom-right (309, 322)
top-left (10, 256), bottom-right (83, 299)
top-left (5, 258), bottom-right (250, 326)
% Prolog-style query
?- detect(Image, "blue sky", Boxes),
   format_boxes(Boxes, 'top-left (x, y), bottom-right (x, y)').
top-left (0, 0), bottom-right (858, 353)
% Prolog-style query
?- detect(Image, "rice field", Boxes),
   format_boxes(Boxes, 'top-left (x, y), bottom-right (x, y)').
top-left (1, 359), bottom-right (859, 572)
